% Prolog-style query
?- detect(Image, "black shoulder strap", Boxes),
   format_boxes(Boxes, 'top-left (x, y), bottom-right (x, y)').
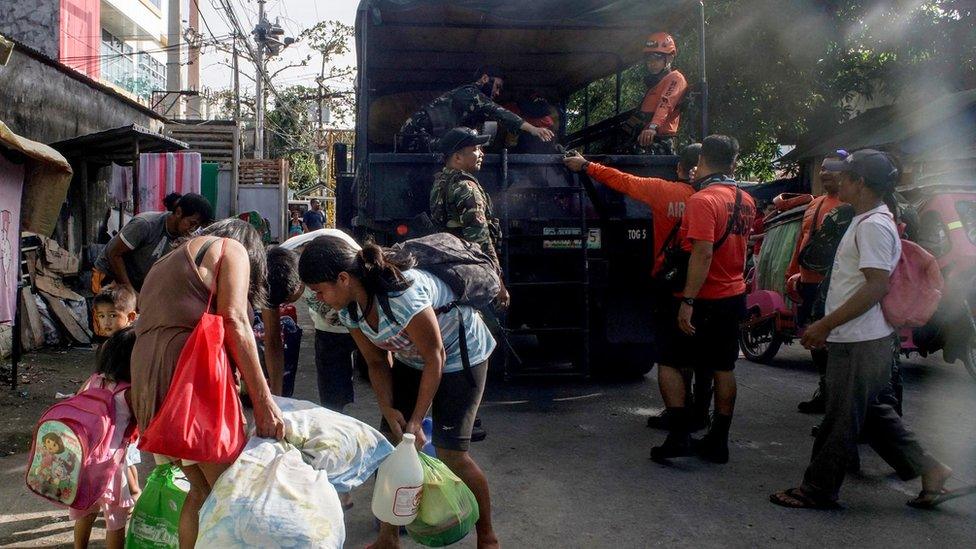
top-left (658, 219), bottom-right (683, 257)
top-left (808, 198), bottom-right (826, 238)
top-left (713, 187), bottom-right (743, 250)
top-left (194, 237), bottom-right (220, 267)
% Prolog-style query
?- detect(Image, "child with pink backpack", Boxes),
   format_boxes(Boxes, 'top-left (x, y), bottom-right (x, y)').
top-left (26, 328), bottom-right (138, 548)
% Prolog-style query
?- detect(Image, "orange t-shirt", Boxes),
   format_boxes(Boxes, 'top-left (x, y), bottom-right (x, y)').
top-left (680, 182), bottom-right (757, 299)
top-left (639, 70), bottom-right (688, 137)
top-left (786, 194), bottom-right (844, 284)
top-left (587, 162), bottom-right (694, 275)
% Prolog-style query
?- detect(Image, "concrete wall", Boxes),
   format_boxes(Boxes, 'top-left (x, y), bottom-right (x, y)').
top-left (0, 0), bottom-right (59, 59)
top-left (0, 47), bottom-right (164, 144)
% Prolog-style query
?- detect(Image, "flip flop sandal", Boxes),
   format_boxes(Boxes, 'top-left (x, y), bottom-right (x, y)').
top-left (907, 484), bottom-right (976, 510)
top-left (769, 487), bottom-right (841, 510)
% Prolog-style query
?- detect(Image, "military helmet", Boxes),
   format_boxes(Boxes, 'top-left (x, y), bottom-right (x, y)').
top-left (644, 32), bottom-right (676, 56)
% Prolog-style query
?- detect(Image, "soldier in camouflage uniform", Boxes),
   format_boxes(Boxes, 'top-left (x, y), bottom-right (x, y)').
top-left (399, 65), bottom-right (554, 153)
top-left (430, 127), bottom-right (510, 309)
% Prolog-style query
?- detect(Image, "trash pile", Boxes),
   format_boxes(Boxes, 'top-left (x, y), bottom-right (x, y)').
top-left (18, 233), bottom-right (89, 351)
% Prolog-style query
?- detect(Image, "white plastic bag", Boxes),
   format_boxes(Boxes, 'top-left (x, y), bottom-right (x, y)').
top-left (274, 396), bottom-right (393, 493)
top-left (196, 439), bottom-right (344, 548)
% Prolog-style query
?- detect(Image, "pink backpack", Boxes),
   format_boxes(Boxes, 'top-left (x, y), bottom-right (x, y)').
top-left (26, 374), bottom-right (134, 510)
top-left (856, 213), bottom-right (944, 328)
top-left (883, 239), bottom-right (943, 327)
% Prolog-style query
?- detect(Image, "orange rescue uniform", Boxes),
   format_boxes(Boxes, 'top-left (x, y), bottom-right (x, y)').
top-left (639, 70), bottom-right (688, 137)
top-left (786, 194), bottom-right (844, 284)
top-left (586, 162), bottom-right (694, 275)
top-left (680, 184), bottom-right (757, 299)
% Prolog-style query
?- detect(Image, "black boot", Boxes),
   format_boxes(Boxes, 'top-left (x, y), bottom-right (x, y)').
top-left (693, 413), bottom-right (731, 464)
top-left (651, 408), bottom-right (692, 463)
top-left (646, 409), bottom-right (671, 430)
top-left (797, 387), bottom-right (826, 414)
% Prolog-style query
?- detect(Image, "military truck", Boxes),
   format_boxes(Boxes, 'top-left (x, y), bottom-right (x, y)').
top-left (338, 0), bottom-right (708, 379)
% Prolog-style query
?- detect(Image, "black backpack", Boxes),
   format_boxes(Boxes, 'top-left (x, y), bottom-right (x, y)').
top-left (379, 233), bottom-right (500, 385)
top-left (798, 204), bottom-right (855, 275)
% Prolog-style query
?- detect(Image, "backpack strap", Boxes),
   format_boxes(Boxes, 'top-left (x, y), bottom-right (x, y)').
top-left (852, 211), bottom-right (895, 254)
top-left (713, 187), bottom-right (743, 250)
top-left (438, 302), bottom-right (477, 388)
top-left (194, 237), bottom-right (220, 267)
top-left (657, 220), bottom-right (683, 259)
top-left (203, 239), bottom-right (229, 312)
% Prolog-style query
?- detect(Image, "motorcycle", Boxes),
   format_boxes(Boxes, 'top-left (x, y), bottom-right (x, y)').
top-left (739, 183), bottom-right (976, 382)
top-left (900, 179), bottom-right (976, 380)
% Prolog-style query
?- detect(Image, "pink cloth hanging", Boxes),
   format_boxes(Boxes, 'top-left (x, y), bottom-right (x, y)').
top-left (137, 152), bottom-right (202, 213)
top-left (109, 163), bottom-right (132, 203)
top-left (0, 154), bottom-right (23, 324)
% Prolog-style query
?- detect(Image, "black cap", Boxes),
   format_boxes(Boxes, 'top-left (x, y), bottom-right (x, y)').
top-left (437, 127), bottom-right (491, 156)
top-left (824, 148), bottom-right (899, 188)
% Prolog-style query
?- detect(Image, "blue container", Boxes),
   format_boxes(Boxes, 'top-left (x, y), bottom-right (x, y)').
top-left (421, 417), bottom-right (436, 457)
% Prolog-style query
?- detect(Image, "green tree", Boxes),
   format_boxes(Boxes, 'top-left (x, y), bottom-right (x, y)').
top-left (567, 0), bottom-right (976, 181)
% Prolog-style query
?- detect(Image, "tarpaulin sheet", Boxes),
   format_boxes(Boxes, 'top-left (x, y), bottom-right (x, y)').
top-left (756, 217), bottom-right (802, 296)
top-left (358, 0), bottom-right (695, 96)
top-left (0, 120), bottom-right (73, 237)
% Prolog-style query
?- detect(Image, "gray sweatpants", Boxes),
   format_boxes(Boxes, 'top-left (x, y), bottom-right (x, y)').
top-left (802, 334), bottom-right (940, 501)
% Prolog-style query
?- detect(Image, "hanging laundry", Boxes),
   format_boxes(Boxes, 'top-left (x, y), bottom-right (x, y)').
top-left (108, 163), bottom-right (132, 203)
top-left (137, 152), bottom-right (202, 213)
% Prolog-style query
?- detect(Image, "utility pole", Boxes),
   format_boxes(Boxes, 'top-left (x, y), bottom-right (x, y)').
top-left (232, 41), bottom-right (241, 120)
top-left (254, 0), bottom-right (267, 159)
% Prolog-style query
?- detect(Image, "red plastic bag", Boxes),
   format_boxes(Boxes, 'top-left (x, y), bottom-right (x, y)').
top-left (139, 239), bottom-right (246, 463)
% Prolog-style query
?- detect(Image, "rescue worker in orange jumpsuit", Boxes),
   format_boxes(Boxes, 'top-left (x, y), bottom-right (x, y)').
top-left (634, 32), bottom-right (688, 155)
top-left (564, 144), bottom-right (714, 433)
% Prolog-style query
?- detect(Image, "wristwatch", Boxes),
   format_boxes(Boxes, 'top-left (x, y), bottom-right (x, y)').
top-left (647, 123), bottom-right (659, 132)
top-left (682, 297), bottom-right (695, 306)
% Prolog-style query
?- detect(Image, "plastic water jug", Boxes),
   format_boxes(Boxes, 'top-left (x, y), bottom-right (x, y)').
top-left (371, 433), bottom-right (425, 525)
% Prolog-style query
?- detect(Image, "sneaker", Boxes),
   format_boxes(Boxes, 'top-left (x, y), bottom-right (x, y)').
top-left (797, 389), bottom-right (826, 414)
top-left (650, 433), bottom-right (692, 463)
top-left (692, 435), bottom-right (729, 464)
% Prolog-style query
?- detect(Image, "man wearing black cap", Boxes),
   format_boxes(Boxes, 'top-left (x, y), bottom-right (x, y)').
top-left (771, 149), bottom-right (956, 510)
top-left (430, 127), bottom-right (510, 310)
top-left (398, 65), bottom-right (554, 152)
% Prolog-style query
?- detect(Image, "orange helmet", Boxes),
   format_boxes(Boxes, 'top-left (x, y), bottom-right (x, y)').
top-left (643, 32), bottom-right (676, 56)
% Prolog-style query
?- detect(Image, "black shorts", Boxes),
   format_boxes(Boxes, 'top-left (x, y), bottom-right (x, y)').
top-left (651, 280), bottom-right (687, 368)
top-left (687, 294), bottom-right (746, 372)
top-left (380, 360), bottom-right (487, 452)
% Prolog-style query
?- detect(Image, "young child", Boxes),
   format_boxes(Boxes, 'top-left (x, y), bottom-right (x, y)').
top-left (92, 286), bottom-right (142, 498)
top-left (71, 328), bottom-right (138, 549)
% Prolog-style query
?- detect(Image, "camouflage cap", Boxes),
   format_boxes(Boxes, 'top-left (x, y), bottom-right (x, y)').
top-left (437, 127), bottom-right (491, 156)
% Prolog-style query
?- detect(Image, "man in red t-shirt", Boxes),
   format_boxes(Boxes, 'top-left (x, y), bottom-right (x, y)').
top-left (565, 144), bottom-right (714, 432)
top-left (787, 152), bottom-right (846, 413)
top-left (651, 135), bottom-right (756, 464)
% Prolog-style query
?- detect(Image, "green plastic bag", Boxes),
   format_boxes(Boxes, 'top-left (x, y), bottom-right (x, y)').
top-left (125, 465), bottom-right (187, 549)
top-left (406, 453), bottom-right (480, 547)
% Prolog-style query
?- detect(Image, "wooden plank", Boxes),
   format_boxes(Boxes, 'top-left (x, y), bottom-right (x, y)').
top-left (19, 287), bottom-right (44, 351)
top-left (39, 292), bottom-right (91, 345)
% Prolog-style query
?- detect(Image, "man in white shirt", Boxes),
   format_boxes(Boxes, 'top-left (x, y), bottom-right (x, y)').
top-left (265, 229), bottom-right (362, 410)
top-left (770, 150), bottom-right (955, 510)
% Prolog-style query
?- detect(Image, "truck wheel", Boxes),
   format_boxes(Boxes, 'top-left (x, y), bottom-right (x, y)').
top-left (738, 313), bottom-right (782, 364)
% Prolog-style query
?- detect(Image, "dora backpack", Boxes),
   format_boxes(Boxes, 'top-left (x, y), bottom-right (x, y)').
top-left (26, 374), bottom-right (134, 510)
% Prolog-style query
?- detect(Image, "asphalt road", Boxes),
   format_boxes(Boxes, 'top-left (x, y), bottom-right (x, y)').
top-left (1, 327), bottom-right (974, 547)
